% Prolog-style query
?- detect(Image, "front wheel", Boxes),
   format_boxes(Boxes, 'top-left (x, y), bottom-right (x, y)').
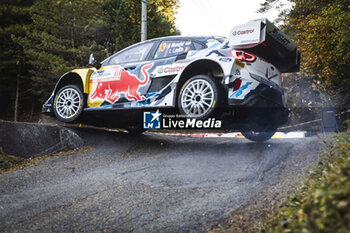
top-left (178, 75), bottom-right (223, 120)
top-left (53, 84), bottom-right (84, 123)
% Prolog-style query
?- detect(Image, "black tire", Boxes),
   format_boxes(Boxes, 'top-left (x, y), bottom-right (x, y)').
top-left (53, 84), bottom-right (84, 123)
top-left (126, 126), bottom-right (146, 136)
top-left (241, 126), bottom-right (277, 142)
top-left (178, 75), bottom-right (223, 120)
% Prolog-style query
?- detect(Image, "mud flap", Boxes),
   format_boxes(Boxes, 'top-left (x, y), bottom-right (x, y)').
top-left (231, 106), bottom-right (289, 131)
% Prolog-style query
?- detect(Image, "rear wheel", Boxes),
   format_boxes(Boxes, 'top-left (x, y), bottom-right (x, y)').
top-left (53, 84), bottom-right (84, 123)
top-left (241, 125), bottom-right (277, 142)
top-left (126, 126), bottom-right (146, 136)
top-left (178, 75), bottom-right (222, 119)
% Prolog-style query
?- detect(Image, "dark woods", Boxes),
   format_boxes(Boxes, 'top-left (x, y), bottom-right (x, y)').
top-left (0, 0), bottom-right (179, 121)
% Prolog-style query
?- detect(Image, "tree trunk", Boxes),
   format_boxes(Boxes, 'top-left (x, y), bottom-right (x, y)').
top-left (14, 76), bottom-right (19, 122)
top-left (30, 96), bottom-right (35, 120)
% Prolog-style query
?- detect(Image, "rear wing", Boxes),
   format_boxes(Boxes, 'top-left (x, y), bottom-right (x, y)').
top-left (229, 18), bottom-right (300, 73)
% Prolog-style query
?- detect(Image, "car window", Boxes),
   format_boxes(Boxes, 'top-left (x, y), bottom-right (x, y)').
top-left (108, 42), bottom-right (154, 65)
top-left (154, 40), bottom-right (192, 59)
top-left (193, 42), bottom-right (206, 50)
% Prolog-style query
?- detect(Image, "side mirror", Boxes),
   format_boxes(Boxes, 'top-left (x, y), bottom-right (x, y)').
top-left (89, 53), bottom-right (101, 69)
top-left (89, 53), bottom-right (95, 66)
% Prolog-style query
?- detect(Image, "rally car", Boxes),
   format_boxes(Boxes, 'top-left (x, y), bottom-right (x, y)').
top-left (42, 18), bottom-right (300, 141)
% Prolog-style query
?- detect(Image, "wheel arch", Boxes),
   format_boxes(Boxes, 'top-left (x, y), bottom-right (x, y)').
top-left (54, 68), bottom-right (93, 95)
top-left (175, 59), bottom-right (225, 106)
top-left (54, 72), bottom-right (85, 96)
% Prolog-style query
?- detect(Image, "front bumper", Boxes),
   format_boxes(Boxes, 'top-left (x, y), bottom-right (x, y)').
top-left (42, 94), bottom-right (54, 114)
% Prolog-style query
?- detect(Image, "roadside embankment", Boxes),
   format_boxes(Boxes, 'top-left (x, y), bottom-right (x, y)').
top-left (0, 120), bottom-right (83, 158)
top-left (259, 128), bottom-right (350, 232)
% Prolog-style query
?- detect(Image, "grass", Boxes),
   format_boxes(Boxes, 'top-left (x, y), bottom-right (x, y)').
top-left (0, 147), bottom-right (29, 173)
top-left (0, 147), bottom-right (92, 174)
top-left (259, 128), bottom-right (350, 232)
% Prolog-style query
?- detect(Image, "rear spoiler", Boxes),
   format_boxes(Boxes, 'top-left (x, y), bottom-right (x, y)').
top-left (229, 18), bottom-right (300, 73)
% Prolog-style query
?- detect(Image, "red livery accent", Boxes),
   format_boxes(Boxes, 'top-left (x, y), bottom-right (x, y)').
top-left (233, 78), bottom-right (242, 92)
top-left (90, 63), bottom-right (153, 103)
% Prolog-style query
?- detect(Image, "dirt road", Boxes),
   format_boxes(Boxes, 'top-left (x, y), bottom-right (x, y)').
top-left (0, 127), bottom-right (325, 232)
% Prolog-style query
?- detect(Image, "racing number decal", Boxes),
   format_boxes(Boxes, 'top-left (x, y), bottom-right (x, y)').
top-left (158, 42), bottom-right (167, 52)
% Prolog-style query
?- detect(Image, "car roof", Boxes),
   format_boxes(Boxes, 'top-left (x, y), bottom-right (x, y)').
top-left (149, 35), bottom-right (213, 42)
top-left (135, 35), bottom-right (226, 46)
top-left (149, 35), bottom-right (227, 43)
top-left (101, 35), bottom-right (226, 64)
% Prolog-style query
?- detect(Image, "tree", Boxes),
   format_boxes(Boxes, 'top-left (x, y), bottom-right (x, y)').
top-left (292, 2), bottom-right (350, 102)
top-left (16, 0), bottom-right (108, 102)
top-left (102, 0), bottom-right (179, 54)
top-left (0, 0), bottom-right (180, 120)
top-left (258, 0), bottom-right (350, 105)
top-left (0, 0), bottom-right (33, 121)
top-left (16, 0), bottom-right (180, 102)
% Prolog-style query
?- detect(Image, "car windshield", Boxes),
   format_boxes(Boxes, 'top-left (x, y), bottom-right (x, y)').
top-left (105, 42), bottom-right (155, 65)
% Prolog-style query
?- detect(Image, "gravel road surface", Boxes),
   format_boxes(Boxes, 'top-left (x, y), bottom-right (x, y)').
top-left (0, 128), bottom-right (326, 232)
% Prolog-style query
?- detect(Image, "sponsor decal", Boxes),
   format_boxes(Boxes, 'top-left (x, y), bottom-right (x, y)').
top-left (143, 110), bottom-right (222, 129)
top-left (234, 59), bottom-right (245, 69)
top-left (230, 82), bottom-right (252, 98)
top-left (219, 57), bottom-right (232, 62)
top-left (90, 63), bottom-right (153, 103)
top-left (157, 66), bottom-right (185, 75)
top-left (232, 29), bottom-right (255, 36)
top-left (143, 110), bottom-right (162, 129)
top-left (90, 69), bottom-right (120, 82)
top-left (268, 28), bottom-right (291, 46)
top-left (157, 67), bottom-right (164, 74)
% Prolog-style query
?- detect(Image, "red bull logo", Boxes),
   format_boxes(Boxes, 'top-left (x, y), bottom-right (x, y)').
top-left (90, 63), bottom-right (153, 103)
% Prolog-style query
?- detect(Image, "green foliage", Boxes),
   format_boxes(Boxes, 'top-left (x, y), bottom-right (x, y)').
top-left (16, 0), bottom-right (108, 101)
top-left (17, 0), bottom-right (179, 102)
top-left (102, 0), bottom-right (179, 53)
top-left (0, 0), bottom-right (33, 117)
top-left (0, 0), bottom-right (179, 115)
top-left (260, 128), bottom-right (350, 232)
top-left (258, 0), bottom-right (350, 105)
top-left (292, 2), bottom-right (350, 102)
top-left (0, 147), bottom-right (28, 172)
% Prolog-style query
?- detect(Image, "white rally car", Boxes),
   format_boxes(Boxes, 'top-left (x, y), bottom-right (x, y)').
top-left (43, 18), bottom-right (300, 141)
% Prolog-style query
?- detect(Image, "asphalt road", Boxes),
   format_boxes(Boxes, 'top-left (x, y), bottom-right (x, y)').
top-left (0, 128), bottom-right (326, 232)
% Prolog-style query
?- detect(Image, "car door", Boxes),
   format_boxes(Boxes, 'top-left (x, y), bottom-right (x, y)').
top-left (147, 40), bottom-right (193, 94)
top-left (88, 42), bottom-right (155, 108)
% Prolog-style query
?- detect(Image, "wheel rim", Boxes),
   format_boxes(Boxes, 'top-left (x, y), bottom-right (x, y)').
top-left (181, 79), bottom-right (214, 117)
top-left (55, 88), bottom-right (81, 119)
